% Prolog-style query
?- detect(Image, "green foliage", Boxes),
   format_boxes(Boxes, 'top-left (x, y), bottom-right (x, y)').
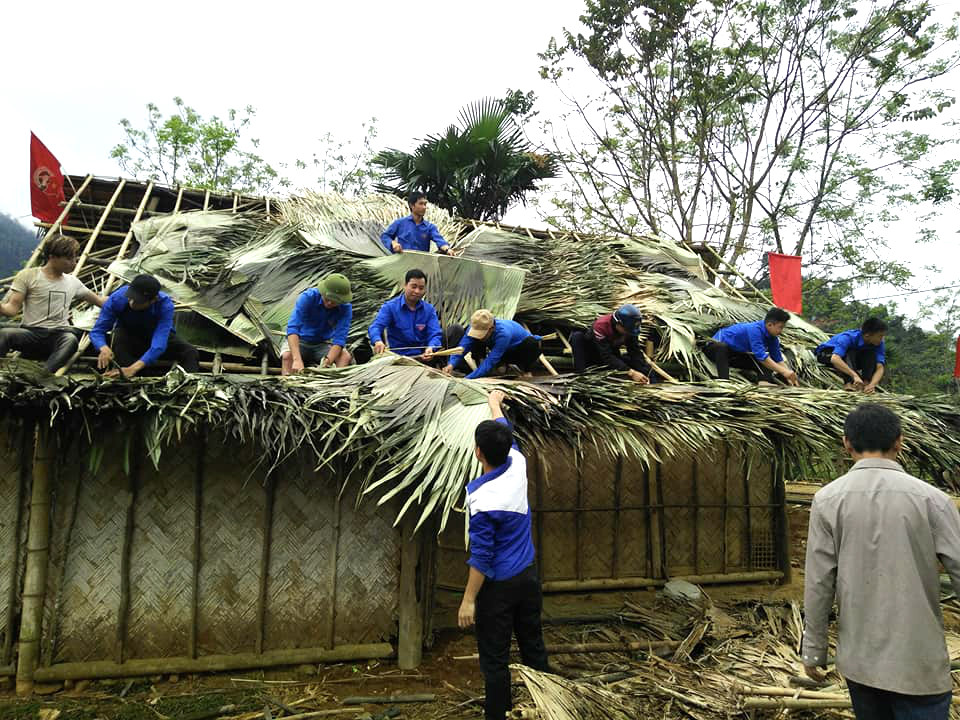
top-left (540, 0), bottom-right (960, 285)
top-left (110, 97), bottom-right (284, 194)
top-left (373, 97), bottom-right (561, 221)
top-left (803, 277), bottom-right (956, 394)
top-left (0, 213), bottom-right (34, 278)
top-left (298, 117), bottom-right (382, 196)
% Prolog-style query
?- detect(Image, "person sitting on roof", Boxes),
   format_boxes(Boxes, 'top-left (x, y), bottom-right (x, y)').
top-left (569, 304), bottom-right (653, 384)
top-left (704, 307), bottom-right (799, 386)
top-left (444, 310), bottom-right (541, 379)
top-left (380, 191), bottom-right (451, 255)
top-left (91, 274), bottom-right (199, 378)
top-left (282, 273), bottom-right (353, 375)
top-left (814, 317), bottom-right (888, 394)
top-left (368, 268), bottom-right (451, 362)
top-left (0, 233), bottom-right (105, 373)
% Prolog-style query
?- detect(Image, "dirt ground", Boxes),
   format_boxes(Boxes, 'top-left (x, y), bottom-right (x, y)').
top-left (0, 503), bottom-right (832, 720)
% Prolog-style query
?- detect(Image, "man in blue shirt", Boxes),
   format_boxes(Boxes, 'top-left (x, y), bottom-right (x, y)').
top-left (91, 274), bottom-right (199, 378)
top-left (815, 317), bottom-right (887, 393)
top-left (443, 310), bottom-right (542, 379)
top-left (380, 191), bottom-right (451, 254)
top-left (368, 268), bottom-right (445, 361)
top-left (458, 390), bottom-right (549, 720)
top-left (705, 307), bottom-right (799, 385)
top-left (282, 273), bottom-right (353, 375)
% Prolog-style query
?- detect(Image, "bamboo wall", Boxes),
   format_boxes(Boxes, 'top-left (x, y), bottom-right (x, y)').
top-left (0, 420), bottom-right (30, 670)
top-left (1, 428), bottom-right (400, 671)
top-left (437, 442), bottom-right (785, 591)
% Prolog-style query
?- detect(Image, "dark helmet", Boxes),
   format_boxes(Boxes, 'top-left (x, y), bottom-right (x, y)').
top-left (613, 304), bottom-right (642, 335)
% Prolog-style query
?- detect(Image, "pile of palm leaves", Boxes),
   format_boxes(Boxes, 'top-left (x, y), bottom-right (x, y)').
top-left (1, 358), bottom-right (958, 530)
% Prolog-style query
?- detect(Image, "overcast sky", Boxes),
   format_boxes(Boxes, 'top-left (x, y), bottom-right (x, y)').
top-left (1, 0), bottom-right (956, 327)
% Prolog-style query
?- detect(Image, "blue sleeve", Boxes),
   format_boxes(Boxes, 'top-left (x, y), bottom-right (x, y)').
top-left (447, 330), bottom-right (473, 367)
top-left (380, 219), bottom-right (401, 252)
top-left (331, 304), bottom-right (352, 347)
top-left (430, 223), bottom-right (448, 249)
top-left (876, 340), bottom-right (886, 365)
top-left (286, 292), bottom-right (310, 337)
top-left (140, 297), bottom-right (174, 366)
top-left (90, 293), bottom-right (119, 351)
top-left (747, 325), bottom-right (770, 361)
top-left (468, 329), bottom-right (510, 379)
top-left (769, 337), bottom-right (783, 363)
top-left (425, 307), bottom-right (443, 349)
top-left (467, 511), bottom-right (496, 578)
top-left (831, 333), bottom-right (852, 358)
top-left (368, 302), bottom-right (392, 344)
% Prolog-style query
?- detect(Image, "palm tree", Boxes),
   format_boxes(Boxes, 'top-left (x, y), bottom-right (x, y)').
top-left (373, 98), bottom-right (559, 222)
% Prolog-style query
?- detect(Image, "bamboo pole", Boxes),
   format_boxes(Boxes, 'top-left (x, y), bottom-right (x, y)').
top-left (190, 431), bottom-right (205, 659)
top-left (255, 473), bottom-right (276, 655)
top-left (33, 222), bottom-right (127, 239)
top-left (455, 638), bottom-right (681, 661)
top-left (642, 351), bottom-right (678, 383)
top-left (722, 445), bottom-right (729, 574)
top-left (772, 459), bottom-right (792, 584)
top-left (74, 180), bottom-right (126, 277)
top-left (172, 187), bottom-right (184, 214)
top-left (30, 643), bottom-right (395, 682)
top-left (3, 422), bottom-right (31, 667)
top-left (16, 425), bottom-right (54, 696)
top-left (701, 244), bottom-right (771, 301)
top-left (116, 437), bottom-right (141, 664)
top-left (692, 459), bottom-right (700, 575)
top-left (643, 461), bottom-right (654, 579)
top-left (326, 478), bottom-right (342, 650)
top-left (539, 570), bottom-right (782, 593)
top-left (742, 453), bottom-right (754, 572)
top-left (397, 515), bottom-right (423, 670)
top-left (612, 456), bottom-right (622, 579)
top-left (575, 455), bottom-right (583, 581)
top-left (21, 175), bottom-right (94, 271)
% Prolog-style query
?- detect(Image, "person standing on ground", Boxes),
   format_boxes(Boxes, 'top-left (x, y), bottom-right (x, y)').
top-left (380, 191), bottom-right (451, 254)
top-left (802, 403), bottom-right (960, 720)
top-left (91, 274), bottom-right (199, 378)
top-left (0, 233), bottom-right (104, 373)
top-left (815, 317), bottom-right (888, 393)
top-left (282, 273), bottom-right (353, 374)
top-left (459, 389), bottom-right (549, 720)
top-left (569, 304), bottom-right (652, 383)
top-left (704, 307), bottom-right (798, 385)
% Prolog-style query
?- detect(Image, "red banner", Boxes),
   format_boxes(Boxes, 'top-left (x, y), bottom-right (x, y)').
top-left (768, 252), bottom-right (802, 314)
top-left (954, 336), bottom-right (960, 379)
top-left (30, 132), bottom-right (66, 224)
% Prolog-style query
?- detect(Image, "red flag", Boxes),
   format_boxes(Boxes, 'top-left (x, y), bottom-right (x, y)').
top-left (954, 336), bottom-right (960, 379)
top-left (768, 252), bottom-right (802, 314)
top-left (30, 132), bottom-right (66, 224)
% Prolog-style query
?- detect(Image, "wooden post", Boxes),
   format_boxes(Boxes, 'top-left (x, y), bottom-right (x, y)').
top-left (326, 479), bottom-right (342, 650)
top-left (116, 436), bottom-right (141, 665)
top-left (532, 453), bottom-right (544, 577)
top-left (692, 459), bottom-right (700, 575)
top-left (612, 456), bottom-right (622, 579)
top-left (643, 462), bottom-right (654, 579)
top-left (655, 463), bottom-right (668, 577)
top-left (256, 473), bottom-right (276, 655)
top-left (722, 445), bottom-right (729, 575)
top-left (575, 454), bottom-right (583, 581)
top-left (189, 431), bottom-right (205, 659)
top-left (772, 459), bottom-right (791, 584)
top-left (742, 452), bottom-right (754, 572)
top-left (397, 515), bottom-right (423, 669)
top-left (3, 422), bottom-right (31, 667)
top-left (16, 425), bottom-right (53, 696)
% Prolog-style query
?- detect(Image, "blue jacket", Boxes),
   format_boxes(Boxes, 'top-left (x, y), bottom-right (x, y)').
top-left (286, 289), bottom-right (352, 346)
top-left (90, 287), bottom-right (175, 367)
top-left (712, 320), bottom-right (783, 362)
top-left (367, 294), bottom-right (443, 356)
top-left (816, 329), bottom-right (886, 364)
top-left (449, 318), bottom-right (535, 379)
top-left (380, 216), bottom-right (448, 253)
top-left (466, 417), bottom-right (535, 581)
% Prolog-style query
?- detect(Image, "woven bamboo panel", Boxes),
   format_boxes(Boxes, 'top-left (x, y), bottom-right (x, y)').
top-left (0, 420), bottom-right (27, 661)
top-left (580, 446), bottom-right (616, 579)
top-left (538, 447), bottom-right (578, 580)
top-left (436, 512), bottom-right (468, 588)
top-left (660, 454), bottom-right (695, 575)
top-left (264, 456), bottom-right (335, 651)
top-left (619, 457), bottom-right (652, 578)
top-left (724, 445), bottom-right (748, 569)
top-left (126, 438), bottom-right (196, 659)
top-left (197, 437), bottom-right (264, 656)
top-left (334, 488), bottom-right (400, 646)
top-left (52, 435), bottom-right (127, 663)
top-left (696, 448), bottom-right (727, 574)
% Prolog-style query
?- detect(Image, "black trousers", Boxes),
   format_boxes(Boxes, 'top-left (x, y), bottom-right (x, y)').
top-left (569, 329), bottom-right (650, 374)
top-left (817, 347), bottom-right (878, 385)
top-left (475, 563), bottom-right (549, 720)
top-left (0, 326), bottom-right (80, 372)
top-left (846, 678), bottom-right (951, 720)
top-left (703, 340), bottom-right (775, 382)
top-left (453, 335), bottom-right (541, 375)
top-left (112, 325), bottom-right (200, 373)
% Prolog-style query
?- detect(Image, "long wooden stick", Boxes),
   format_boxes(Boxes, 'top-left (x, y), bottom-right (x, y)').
top-left (455, 639), bottom-right (681, 660)
top-left (19, 174), bottom-right (94, 272)
top-left (642, 352), bottom-right (678, 383)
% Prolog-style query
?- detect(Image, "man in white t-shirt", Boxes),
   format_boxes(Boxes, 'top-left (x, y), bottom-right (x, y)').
top-left (0, 233), bottom-right (105, 372)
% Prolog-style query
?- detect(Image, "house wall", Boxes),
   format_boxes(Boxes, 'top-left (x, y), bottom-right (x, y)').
top-left (0, 420), bottom-right (30, 669)
top-left (15, 430), bottom-right (401, 667)
top-left (436, 441), bottom-right (783, 590)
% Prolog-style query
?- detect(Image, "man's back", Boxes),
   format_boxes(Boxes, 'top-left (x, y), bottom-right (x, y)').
top-left (804, 458), bottom-right (960, 695)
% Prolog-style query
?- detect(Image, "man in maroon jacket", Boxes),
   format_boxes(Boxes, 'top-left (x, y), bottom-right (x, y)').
top-left (570, 304), bottom-right (654, 383)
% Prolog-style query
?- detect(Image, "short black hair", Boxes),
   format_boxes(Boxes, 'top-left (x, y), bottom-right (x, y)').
top-left (405, 268), bottom-right (427, 284)
top-left (407, 190), bottom-right (428, 207)
top-left (861, 317), bottom-right (888, 334)
top-left (475, 420), bottom-right (512, 467)
top-left (764, 307), bottom-right (790, 324)
top-left (844, 403), bottom-right (902, 453)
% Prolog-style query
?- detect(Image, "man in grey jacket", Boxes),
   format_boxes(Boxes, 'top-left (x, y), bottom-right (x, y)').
top-left (803, 403), bottom-right (960, 719)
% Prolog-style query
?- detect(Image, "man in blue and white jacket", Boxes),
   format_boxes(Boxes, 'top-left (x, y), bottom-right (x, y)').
top-left (458, 390), bottom-right (549, 720)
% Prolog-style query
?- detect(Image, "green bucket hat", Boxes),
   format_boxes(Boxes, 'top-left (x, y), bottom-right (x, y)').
top-left (318, 273), bottom-right (352, 304)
